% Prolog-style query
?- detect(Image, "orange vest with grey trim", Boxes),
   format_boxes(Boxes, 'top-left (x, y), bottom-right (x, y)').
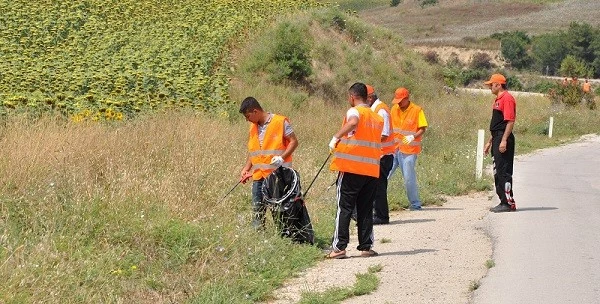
top-left (330, 106), bottom-right (382, 178)
top-left (248, 114), bottom-right (292, 180)
top-left (374, 102), bottom-right (396, 155)
top-left (391, 102), bottom-right (423, 154)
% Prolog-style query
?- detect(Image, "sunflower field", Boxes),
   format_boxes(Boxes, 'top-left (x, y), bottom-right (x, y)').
top-left (0, 0), bottom-right (320, 120)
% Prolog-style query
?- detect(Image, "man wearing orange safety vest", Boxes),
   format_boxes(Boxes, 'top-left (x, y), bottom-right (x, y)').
top-left (366, 85), bottom-right (395, 224)
top-left (326, 82), bottom-right (382, 259)
top-left (583, 79), bottom-right (591, 93)
top-left (388, 87), bottom-right (428, 211)
top-left (239, 97), bottom-right (298, 229)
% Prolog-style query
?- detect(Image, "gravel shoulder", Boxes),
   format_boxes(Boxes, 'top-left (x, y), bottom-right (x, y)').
top-left (267, 192), bottom-right (494, 304)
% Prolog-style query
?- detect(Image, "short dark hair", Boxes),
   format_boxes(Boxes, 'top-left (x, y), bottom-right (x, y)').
top-left (239, 97), bottom-right (262, 114)
top-left (349, 82), bottom-right (367, 101)
top-left (370, 93), bottom-right (378, 101)
top-left (501, 83), bottom-right (507, 90)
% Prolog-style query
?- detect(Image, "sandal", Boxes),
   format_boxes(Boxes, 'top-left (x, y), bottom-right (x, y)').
top-left (360, 249), bottom-right (378, 257)
top-left (325, 250), bottom-right (348, 259)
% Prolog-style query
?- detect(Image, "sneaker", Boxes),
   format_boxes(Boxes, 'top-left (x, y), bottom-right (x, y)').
top-left (373, 217), bottom-right (389, 225)
top-left (360, 249), bottom-right (379, 257)
top-left (490, 203), bottom-right (515, 213)
top-left (408, 206), bottom-right (422, 211)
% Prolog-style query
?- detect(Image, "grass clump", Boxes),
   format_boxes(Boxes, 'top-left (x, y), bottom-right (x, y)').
top-left (298, 264), bottom-right (382, 303)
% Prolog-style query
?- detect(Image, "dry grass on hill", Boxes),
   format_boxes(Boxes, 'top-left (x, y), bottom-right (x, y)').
top-left (359, 0), bottom-right (600, 45)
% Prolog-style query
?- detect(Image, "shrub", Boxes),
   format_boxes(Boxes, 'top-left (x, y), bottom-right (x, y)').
top-left (501, 36), bottom-right (532, 69)
top-left (423, 50), bottom-right (440, 64)
top-left (446, 52), bottom-right (463, 68)
top-left (267, 22), bottom-right (313, 83)
top-left (559, 55), bottom-right (592, 78)
top-left (419, 0), bottom-right (438, 8)
top-left (505, 75), bottom-right (523, 91)
top-left (469, 52), bottom-right (493, 70)
top-left (528, 80), bottom-right (558, 94)
top-left (458, 69), bottom-right (488, 86)
top-left (390, 0), bottom-right (402, 7)
top-left (531, 33), bottom-right (568, 75)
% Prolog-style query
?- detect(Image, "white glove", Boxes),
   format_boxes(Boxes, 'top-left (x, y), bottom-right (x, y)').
top-left (402, 135), bottom-right (415, 144)
top-left (329, 136), bottom-right (340, 151)
top-left (270, 156), bottom-right (284, 167)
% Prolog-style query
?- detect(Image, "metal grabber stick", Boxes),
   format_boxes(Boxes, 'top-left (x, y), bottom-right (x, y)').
top-left (303, 152), bottom-right (332, 198)
top-left (218, 170), bottom-right (252, 204)
top-left (217, 179), bottom-right (243, 204)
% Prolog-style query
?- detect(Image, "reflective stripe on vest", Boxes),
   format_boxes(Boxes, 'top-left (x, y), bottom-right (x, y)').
top-left (330, 106), bottom-right (382, 178)
top-left (248, 114), bottom-right (292, 180)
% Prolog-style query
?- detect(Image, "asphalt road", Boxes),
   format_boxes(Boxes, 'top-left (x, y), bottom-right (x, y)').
top-left (472, 135), bottom-right (600, 304)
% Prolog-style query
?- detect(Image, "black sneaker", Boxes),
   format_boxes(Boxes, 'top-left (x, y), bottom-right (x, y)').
top-left (490, 203), bottom-right (515, 213)
top-left (373, 217), bottom-right (389, 225)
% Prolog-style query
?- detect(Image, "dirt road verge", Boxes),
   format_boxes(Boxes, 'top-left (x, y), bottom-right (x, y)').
top-left (267, 192), bottom-right (493, 304)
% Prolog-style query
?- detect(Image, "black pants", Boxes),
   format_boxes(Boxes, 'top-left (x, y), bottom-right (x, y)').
top-left (373, 154), bottom-right (394, 221)
top-left (332, 172), bottom-right (377, 251)
top-left (491, 132), bottom-right (515, 206)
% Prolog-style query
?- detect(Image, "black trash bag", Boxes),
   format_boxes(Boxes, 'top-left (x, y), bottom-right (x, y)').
top-left (262, 167), bottom-right (314, 245)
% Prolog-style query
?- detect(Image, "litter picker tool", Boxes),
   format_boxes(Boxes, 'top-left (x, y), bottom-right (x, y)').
top-left (303, 152), bottom-right (332, 198)
top-left (218, 172), bottom-right (252, 204)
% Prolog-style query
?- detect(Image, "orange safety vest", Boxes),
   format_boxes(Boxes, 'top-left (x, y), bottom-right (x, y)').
top-left (391, 102), bottom-right (424, 155)
top-left (330, 106), bottom-right (382, 178)
top-left (373, 102), bottom-right (396, 155)
top-left (583, 82), bottom-right (591, 93)
top-left (248, 114), bottom-right (292, 180)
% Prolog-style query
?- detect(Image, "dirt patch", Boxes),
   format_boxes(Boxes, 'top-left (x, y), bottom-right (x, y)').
top-left (412, 45), bottom-right (504, 68)
top-left (265, 192), bottom-right (493, 304)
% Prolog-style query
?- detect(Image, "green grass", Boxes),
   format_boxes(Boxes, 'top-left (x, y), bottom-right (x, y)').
top-left (485, 259), bottom-right (496, 269)
top-left (298, 264), bottom-right (383, 303)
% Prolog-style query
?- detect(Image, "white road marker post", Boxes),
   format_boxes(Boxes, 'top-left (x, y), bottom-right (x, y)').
top-left (548, 116), bottom-right (554, 138)
top-left (476, 129), bottom-right (485, 179)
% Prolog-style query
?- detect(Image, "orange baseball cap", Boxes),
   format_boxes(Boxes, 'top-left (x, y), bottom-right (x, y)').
top-left (366, 85), bottom-right (375, 95)
top-left (484, 73), bottom-right (506, 85)
top-left (392, 87), bottom-right (409, 104)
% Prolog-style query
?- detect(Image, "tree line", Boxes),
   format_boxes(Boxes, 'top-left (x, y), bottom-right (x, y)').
top-left (498, 22), bottom-right (600, 78)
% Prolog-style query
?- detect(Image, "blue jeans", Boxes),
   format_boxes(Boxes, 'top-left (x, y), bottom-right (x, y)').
top-left (388, 151), bottom-right (421, 209)
top-left (251, 179), bottom-right (266, 227)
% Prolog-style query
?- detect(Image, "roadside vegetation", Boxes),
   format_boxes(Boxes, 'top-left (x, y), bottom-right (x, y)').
top-left (1, 2), bottom-right (599, 303)
top-left (297, 264), bottom-right (382, 304)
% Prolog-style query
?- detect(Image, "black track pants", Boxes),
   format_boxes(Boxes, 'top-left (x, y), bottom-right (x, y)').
top-left (491, 132), bottom-right (515, 206)
top-left (373, 154), bottom-right (394, 221)
top-left (332, 172), bottom-right (377, 251)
